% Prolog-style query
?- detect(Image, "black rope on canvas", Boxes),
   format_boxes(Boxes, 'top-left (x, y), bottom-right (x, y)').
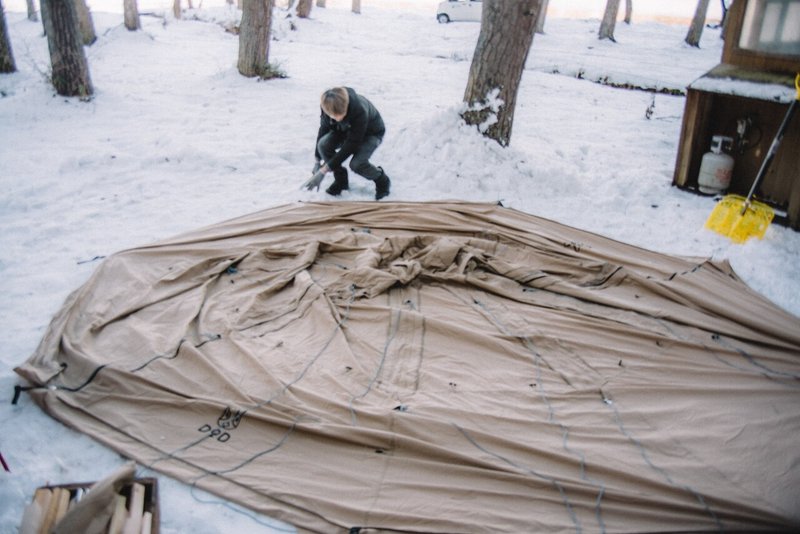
top-left (467, 291), bottom-right (607, 533)
top-left (598, 386), bottom-right (722, 531)
top-left (473, 288), bottom-right (722, 530)
top-left (454, 424), bottom-right (583, 533)
top-left (348, 307), bottom-right (401, 426)
top-left (711, 333), bottom-right (800, 381)
top-left (129, 333), bottom-right (222, 373)
top-left (138, 283), bottom-right (358, 487)
top-left (55, 364), bottom-right (109, 392)
top-left (208, 420), bottom-right (298, 476)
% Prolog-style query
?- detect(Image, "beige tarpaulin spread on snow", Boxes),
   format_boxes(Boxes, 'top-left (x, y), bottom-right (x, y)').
top-left (15, 201), bottom-right (800, 533)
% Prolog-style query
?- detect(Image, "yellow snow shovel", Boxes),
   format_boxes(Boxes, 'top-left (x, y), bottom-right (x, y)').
top-left (705, 73), bottom-right (800, 243)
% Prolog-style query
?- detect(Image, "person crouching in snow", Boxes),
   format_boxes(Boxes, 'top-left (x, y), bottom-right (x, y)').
top-left (305, 87), bottom-right (391, 200)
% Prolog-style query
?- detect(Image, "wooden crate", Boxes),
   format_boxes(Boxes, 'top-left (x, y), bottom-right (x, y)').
top-left (21, 477), bottom-right (159, 534)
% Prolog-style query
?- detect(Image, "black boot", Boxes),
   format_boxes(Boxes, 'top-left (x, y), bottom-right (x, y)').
top-left (374, 168), bottom-right (391, 200)
top-left (326, 168), bottom-right (349, 196)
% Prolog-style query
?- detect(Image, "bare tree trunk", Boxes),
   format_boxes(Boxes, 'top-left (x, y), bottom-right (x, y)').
top-left (26, 0), bottom-right (38, 21)
top-left (238, 0), bottom-right (274, 78)
top-left (41, 0), bottom-right (50, 35)
top-left (352, 0), bottom-right (360, 14)
top-left (685, 0), bottom-right (710, 47)
top-left (624, 0), bottom-right (632, 24)
top-left (42, 0), bottom-right (93, 97)
top-left (124, 0), bottom-right (141, 31)
top-left (173, 0), bottom-right (181, 19)
top-left (316, 0), bottom-right (325, 6)
top-left (74, 0), bottom-right (96, 45)
top-left (296, 0), bottom-right (311, 18)
top-left (1, 0), bottom-right (17, 73)
top-left (462, 0), bottom-right (541, 147)
top-left (535, 0), bottom-right (549, 34)
top-left (598, 0), bottom-right (620, 41)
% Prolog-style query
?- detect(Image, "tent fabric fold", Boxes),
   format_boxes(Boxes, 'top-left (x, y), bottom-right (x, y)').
top-left (16, 201), bottom-right (800, 533)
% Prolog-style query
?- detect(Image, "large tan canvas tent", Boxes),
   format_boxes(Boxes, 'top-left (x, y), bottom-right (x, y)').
top-left (15, 201), bottom-right (800, 532)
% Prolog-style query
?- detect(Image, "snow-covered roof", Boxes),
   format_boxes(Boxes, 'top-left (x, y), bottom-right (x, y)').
top-left (689, 64), bottom-right (797, 103)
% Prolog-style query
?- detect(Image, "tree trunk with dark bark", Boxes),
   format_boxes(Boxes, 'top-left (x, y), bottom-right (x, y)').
top-left (238, 0), bottom-right (274, 78)
top-left (598, 0), bottom-right (620, 41)
top-left (124, 0), bottom-right (141, 31)
top-left (41, 0), bottom-right (50, 35)
top-left (74, 0), bottom-right (97, 45)
top-left (0, 0), bottom-right (16, 73)
top-left (26, 0), bottom-right (38, 21)
top-left (462, 0), bottom-right (541, 147)
top-left (296, 0), bottom-right (312, 18)
top-left (685, 0), bottom-right (710, 47)
top-left (43, 0), bottom-right (93, 97)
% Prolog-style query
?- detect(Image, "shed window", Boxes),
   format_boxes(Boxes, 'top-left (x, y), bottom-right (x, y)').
top-left (739, 0), bottom-right (800, 55)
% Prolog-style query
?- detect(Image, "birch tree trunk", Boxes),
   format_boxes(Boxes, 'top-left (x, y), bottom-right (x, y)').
top-left (26, 0), bottom-right (38, 21)
top-left (352, 0), bottom-right (360, 14)
top-left (685, 0), bottom-right (710, 47)
top-left (43, 0), bottom-right (93, 97)
top-left (624, 0), bottom-right (632, 24)
top-left (238, 0), bottom-right (274, 78)
top-left (535, 0), bottom-right (549, 34)
top-left (316, 0), bottom-right (325, 6)
top-left (598, 0), bottom-right (620, 41)
top-left (173, 0), bottom-right (181, 19)
top-left (124, 0), bottom-right (141, 31)
top-left (296, 0), bottom-right (311, 18)
top-left (462, 0), bottom-right (541, 147)
top-left (74, 0), bottom-right (96, 45)
top-left (0, 0), bottom-right (16, 73)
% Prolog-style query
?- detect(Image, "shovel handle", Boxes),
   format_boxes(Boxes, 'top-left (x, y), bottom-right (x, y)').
top-left (742, 78), bottom-right (799, 210)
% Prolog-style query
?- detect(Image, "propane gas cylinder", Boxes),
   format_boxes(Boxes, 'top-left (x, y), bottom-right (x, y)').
top-left (698, 135), bottom-right (734, 194)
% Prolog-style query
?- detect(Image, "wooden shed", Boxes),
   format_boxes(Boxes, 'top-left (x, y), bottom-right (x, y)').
top-left (673, 0), bottom-right (800, 229)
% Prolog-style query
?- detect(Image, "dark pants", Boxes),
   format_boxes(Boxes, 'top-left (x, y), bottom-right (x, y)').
top-left (317, 132), bottom-right (383, 181)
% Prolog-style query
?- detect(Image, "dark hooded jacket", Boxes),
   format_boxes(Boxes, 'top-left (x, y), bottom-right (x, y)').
top-left (315, 87), bottom-right (385, 169)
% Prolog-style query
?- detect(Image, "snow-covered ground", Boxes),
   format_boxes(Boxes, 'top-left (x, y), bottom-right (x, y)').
top-left (1, 1), bottom-right (797, 532)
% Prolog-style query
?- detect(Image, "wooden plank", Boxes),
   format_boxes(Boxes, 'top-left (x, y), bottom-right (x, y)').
top-left (673, 89), bottom-right (713, 189)
top-left (108, 494), bottom-right (128, 534)
top-left (53, 488), bottom-right (71, 526)
top-left (19, 488), bottom-right (51, 534)
top-left (140, 511), bottom-right (153, 534)
top-left (38, 487), bottom-right (64, 534)
top-left (121, 482), bottom-right (146, 534)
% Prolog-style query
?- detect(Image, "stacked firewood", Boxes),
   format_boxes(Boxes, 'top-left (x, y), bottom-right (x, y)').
top-left (20, 477), bottom-right (157, 534)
